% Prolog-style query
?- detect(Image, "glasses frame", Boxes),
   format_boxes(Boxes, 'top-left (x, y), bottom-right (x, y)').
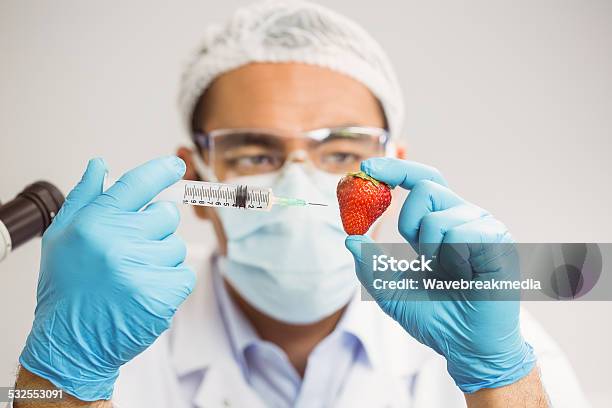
top-left (193, 126), bottom-right (390, 152)
top-left (191, 126), bottom-right (390, 179)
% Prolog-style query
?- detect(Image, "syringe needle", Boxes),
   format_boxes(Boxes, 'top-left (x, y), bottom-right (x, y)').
top-left (272, 196), bottom-right (329, 208)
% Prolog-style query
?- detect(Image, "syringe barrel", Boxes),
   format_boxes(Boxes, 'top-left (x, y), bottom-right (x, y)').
top-left (166, 180), bottom-right (273, 211)
top-left (236, 185), bottom-right (273, 211)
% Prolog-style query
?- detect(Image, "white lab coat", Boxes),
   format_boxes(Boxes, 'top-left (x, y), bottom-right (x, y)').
top-left (110, 246), bottom-right (591, 408)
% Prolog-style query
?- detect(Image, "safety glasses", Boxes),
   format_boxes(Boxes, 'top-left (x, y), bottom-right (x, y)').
top-left (193, 126), bottom-right (389, 179)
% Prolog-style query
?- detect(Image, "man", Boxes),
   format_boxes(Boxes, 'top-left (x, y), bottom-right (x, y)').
top-left (13, 1), bottom-right (589, 407)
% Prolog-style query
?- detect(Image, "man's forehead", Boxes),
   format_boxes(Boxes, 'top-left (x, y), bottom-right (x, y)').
top-left (194, 62), bottom-right (385, 132)
top-left (210, 62), bottom-right (371, 93)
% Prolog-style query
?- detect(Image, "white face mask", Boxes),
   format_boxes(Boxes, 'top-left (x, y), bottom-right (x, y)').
top-left (197, 154), bottom-right (359, 324)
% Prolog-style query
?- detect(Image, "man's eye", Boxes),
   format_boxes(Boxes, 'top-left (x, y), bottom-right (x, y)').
top-left (321, 152), bottom-right (361, 164)
top-left (229, 154), bottom-right (282, 168)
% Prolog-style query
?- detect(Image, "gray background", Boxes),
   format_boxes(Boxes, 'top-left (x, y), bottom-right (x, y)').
top-left (1, 0), bottom-right (611, 406)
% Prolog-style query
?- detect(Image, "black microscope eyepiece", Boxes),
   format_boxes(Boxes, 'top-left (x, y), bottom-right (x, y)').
top-left (0, 181), bottom-right (65, 261)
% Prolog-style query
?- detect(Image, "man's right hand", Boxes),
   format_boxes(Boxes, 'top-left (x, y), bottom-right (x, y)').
top-left (19, 156), bottom-right (196, 402)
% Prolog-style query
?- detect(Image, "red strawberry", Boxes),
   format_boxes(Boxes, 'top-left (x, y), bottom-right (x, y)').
top-left (337, 171), bottom-right (392, 235)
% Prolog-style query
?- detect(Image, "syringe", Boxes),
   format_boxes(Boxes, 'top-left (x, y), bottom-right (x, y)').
top-left (159, 180), bottom-right (328, 211)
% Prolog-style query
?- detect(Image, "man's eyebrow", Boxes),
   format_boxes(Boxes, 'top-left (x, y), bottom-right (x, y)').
top-left (215, 131), bottom-right (284, 148)
top-left (317, 123), bottom-right (366, 129)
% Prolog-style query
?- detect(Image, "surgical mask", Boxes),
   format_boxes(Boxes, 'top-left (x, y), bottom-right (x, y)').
top-left (194, 153), bottom-right (359, 324)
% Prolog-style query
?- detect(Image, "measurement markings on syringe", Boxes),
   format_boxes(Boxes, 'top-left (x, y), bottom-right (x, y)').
top-left (247, 189), bottom-right (270, 209)
top-left (183, 183), bottom-right (269, 209)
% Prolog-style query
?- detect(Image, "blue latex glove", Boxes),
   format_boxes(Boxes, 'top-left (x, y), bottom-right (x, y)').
top-left (345, 158), bottom-right (536, 393)
top-left (19, 156), bottom-right (196, 401)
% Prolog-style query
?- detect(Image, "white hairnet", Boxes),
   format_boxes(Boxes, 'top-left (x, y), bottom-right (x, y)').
top-left (178, 0), bottom-right (404, 138)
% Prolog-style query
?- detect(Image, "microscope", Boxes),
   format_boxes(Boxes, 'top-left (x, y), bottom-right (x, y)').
top-left (0, 182), bottom-right (64, 262)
